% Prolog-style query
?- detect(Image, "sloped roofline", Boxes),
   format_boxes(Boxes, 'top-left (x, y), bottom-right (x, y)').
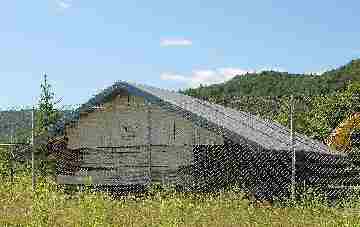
top-left (51, 80), bottom-right (337, 155)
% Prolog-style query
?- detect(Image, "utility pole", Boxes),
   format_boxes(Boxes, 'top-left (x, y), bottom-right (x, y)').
top-left (290, 95), bottom-right (295, 200)
top-left (31, 107), bottom-right (36, 191)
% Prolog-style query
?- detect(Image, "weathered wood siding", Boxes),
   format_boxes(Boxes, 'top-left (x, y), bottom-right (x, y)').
top-left (150, 145), bottom-right (193, 184)
top-left (57, 145), bottom-right (194, 185)
top-left (59, 93), bottom-right (223, 186)
top-left (66, 94), bottom-right (223, 148)
top-left (66, 122), bottom-right (80, 149)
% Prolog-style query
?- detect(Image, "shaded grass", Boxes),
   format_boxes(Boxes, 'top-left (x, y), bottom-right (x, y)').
top-left (1, 175), bottom-right (360, 226)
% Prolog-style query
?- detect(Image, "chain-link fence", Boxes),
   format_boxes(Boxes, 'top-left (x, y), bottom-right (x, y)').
top-left (1, 92), bottom-right (360, 199)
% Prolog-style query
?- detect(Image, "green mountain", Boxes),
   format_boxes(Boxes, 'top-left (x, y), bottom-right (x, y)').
top-left (184, 59), bottom-right (360, 98)
top-left (182, 59), bottom-right (360, 120)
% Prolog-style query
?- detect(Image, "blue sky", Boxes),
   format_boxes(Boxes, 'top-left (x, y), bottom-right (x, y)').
top-left (1, 0), bottom-right (359, 110)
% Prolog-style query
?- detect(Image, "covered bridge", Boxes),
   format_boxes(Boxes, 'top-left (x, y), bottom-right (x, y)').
top-left (49, 81), bottom-right (359, 199)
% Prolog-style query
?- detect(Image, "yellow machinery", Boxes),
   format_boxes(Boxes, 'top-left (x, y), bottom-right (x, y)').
top-left (325, 112), bottom-right (360, 153)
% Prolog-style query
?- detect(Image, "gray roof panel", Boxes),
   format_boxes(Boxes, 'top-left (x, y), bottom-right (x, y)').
top-left (126, 82), bottom-right (332, 154)
top-left (53, 81), bottom-right (333, 154)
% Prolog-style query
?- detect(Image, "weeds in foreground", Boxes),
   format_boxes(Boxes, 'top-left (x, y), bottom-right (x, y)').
top-left (1, 175), bottom-right (360, 226)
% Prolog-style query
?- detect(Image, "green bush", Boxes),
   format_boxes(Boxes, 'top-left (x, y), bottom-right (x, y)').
top-left (0, 147), bottom-right (11, 179)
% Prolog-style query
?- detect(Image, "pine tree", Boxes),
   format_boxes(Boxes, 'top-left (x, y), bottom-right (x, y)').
top-left (35, 74), bottom-right (61, 177)
top-left (36, 74), bottom-right (61, 136)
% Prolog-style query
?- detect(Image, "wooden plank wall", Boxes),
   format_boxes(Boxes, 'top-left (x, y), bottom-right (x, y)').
top-left (59, 92), bottom-right (225, 186)
top-left (57, 145), bottom-right (194, 186)
top-left (66, 93), bottom-right (224, 148)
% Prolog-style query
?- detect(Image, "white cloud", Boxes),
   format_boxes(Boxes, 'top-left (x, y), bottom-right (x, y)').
top-left (160, 67), bottom-right (253, 88)
top-left (160, 38), bottom-right (192, 47)
top-left (160, 73), bottom-right (189, 82)
top-left (57, 0), bottom-right (72, 9)
top-left (257, 66), bottom-right (287, 73)
top-left (160, 65), bottom-right (293, 88)
top-left (218, 68), bottom-right (255, 80)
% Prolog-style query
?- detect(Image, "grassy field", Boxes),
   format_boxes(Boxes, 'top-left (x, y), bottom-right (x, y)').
top-left (1, 173), bottom-right (360, 227)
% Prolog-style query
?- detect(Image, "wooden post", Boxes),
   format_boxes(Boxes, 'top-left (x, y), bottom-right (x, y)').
top-left (31, 107), bottom-right (36, 191)
top-left (290, 95), bottom-right (295, 200)
top-left (10, 125), bottom-right (14, 183)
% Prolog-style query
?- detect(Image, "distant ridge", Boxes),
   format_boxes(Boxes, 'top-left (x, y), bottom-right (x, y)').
top-left (183, 59), bottom-right (360, 98)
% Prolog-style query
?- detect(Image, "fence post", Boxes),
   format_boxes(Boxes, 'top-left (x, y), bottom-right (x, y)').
top-left (10, 125), bottom-right (14, 183)
top-left (32, 107), bottom-right (36, 191)
top-left (290, 95), bottom-right (296, 200)
top-left (146, 100), bottom-right (152, 184)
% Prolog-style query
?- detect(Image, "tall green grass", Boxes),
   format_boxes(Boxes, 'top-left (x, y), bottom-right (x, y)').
top-left (1, 174), bottom-right (360, 226)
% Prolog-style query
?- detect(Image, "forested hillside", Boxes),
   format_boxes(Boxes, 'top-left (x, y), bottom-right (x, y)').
top-left (183, 59), bottom-right (360, 98)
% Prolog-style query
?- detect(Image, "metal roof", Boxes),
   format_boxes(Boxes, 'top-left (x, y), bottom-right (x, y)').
top-left (53, 81), bottom-right (333, 154)
top-left (128, 82), bottom-right (332, 153)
